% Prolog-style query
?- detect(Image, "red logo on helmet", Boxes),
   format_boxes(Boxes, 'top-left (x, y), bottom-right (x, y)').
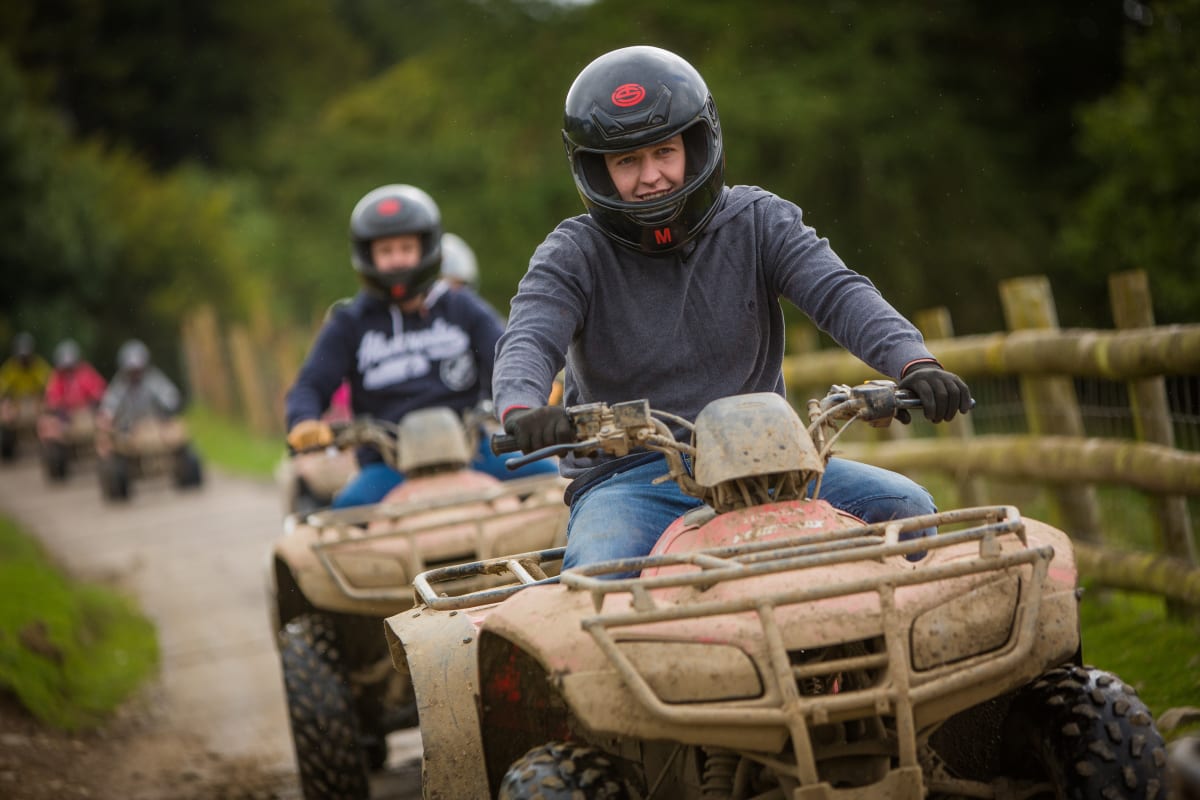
top-left (654, 227), bottom-right (673, 245)
top-left (377, 198), bottom-right (402, 216)
top-left (611, 83), bottom-right (646, 107)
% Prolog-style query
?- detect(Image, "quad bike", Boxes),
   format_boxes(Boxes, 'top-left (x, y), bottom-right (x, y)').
top-left (37, 407), bottom-right (99, 482)
top-left (384, 383), bottom-right (1171, 799)
top-left (96, 415), bottom-right (204, 501)
top-left (268, 407), bottom-right (569, 800)
top-left (0, 395), bottom-right (41, 462)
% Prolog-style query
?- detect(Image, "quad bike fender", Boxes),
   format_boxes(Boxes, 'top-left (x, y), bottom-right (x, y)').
top-left (479, 584), bottom-right (792, 752)
top-left (384, 607), bottom-right (490, 800)
top-left (289, 449), bottom-right (358, 498)
top-left (271, 520), bottom-right (411, 619)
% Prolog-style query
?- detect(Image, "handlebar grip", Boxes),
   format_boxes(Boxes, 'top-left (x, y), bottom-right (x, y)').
top-left (490, 433), bottom-right (520, 456)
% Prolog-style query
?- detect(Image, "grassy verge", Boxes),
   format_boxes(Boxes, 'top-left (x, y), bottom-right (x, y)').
top-left (185, 405), bottom-right (285, 480)
top-left (0, 515), bottom-right (159, 731)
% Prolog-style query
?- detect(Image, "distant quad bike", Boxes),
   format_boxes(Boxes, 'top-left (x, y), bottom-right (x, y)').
top-left (268, 408), bottom-right (569, 800)
top-left (385, 383), bottom-right (1171, 800)
top-left (0, 395), bottom-right (41, 462)
top-left (37, 408), bottom-right (99, 482)
top-left (98, 416), bottom-right (204, 501)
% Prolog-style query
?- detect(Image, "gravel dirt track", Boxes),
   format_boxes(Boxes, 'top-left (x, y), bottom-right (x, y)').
top-left (0, 457), bottom-right (422, 800)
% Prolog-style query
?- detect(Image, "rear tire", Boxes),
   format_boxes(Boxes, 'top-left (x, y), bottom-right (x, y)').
top-left (279, 613), bottom-right (369, 800)
top-left (99, 455), bottom-right (131, 501)
top-left (1004, 664), bottom-right (1169, 800)
top-left (0, 426), bottom-right (16, 462)
top-left (172, 446), bottom-right (204, 489)
top-left (43, 441), bottom-right (69, 482)
top-left (499, 741), bottom-right (635, 800)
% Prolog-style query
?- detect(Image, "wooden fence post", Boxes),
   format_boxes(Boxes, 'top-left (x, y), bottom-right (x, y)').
top-left (914, 307), bottom-right (986, 508)
top-left (183, 306), bottom-right (235, 417)
top-left (1109, 270), bottom-right (1197, 570)
top-left (999, 276), bottom-right (1103, 542)
top-left (228, 323), bottom-right (275, 436)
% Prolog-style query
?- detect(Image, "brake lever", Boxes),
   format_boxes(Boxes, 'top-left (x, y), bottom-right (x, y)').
top-left (504, 438), bottom-right (600, 470)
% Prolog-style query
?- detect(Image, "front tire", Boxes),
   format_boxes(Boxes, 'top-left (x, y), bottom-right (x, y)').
top-left (1005, 665), bottom-right (1169, 800)
top-left (43, 441), bottom-right (69, 482)
top-left (499, 741), bottom-right (635, 800)
top-left (279, 613), bottom-right (369, 800)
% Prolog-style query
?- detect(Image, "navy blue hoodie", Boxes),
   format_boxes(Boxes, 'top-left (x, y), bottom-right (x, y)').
top-left (286, 281), bottom-right (504, 465)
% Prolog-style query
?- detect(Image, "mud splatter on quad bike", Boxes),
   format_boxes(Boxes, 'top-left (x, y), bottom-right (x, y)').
top-left (385, 383), bottom-right (1171, 799)
top-left (268, 407), bottom-right (568, 800)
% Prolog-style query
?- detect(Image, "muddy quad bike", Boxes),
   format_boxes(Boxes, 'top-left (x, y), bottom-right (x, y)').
top-left (0, 395), bottom-right (41, 462)
top-left (269, 407), bottom-right (569, 800)
top-left (384, 383), bottom-right (1170, 800)
top-left (97, 415), bottom-right (204, 501)
top-left (37, 408), bottom-right (99, 482)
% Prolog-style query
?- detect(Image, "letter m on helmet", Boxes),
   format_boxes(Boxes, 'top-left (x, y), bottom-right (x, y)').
top-left (654, 227), bottom-right (673, 245)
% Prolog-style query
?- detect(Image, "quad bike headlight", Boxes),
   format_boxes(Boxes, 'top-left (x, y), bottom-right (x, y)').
top-left (910, 574), bottom-right (1019, 671)
top-left (617, 641), bottom-right (763, 703)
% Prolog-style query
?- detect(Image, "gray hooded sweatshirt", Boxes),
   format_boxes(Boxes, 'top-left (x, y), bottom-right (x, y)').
top-left (494, 184), bottom-right (936, 481)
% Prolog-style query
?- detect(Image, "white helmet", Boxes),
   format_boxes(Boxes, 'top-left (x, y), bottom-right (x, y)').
top-left (117, 338), bottom-right (150, 371)
top-left (439, 233), bottom-right (479, 289)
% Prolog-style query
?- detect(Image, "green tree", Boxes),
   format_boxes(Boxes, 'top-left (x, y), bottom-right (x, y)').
top-left (1059, 0), bottom-right (1200, 324)
top-left (1, 0), bottom-right (368, 168)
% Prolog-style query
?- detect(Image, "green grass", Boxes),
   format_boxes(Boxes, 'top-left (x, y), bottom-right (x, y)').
top-left (0, 515), bottom-right (159, 731)
top-left (185, 405), bottom-right (286, 479)
top-left (1079, 587), bottom-right (1200, 732)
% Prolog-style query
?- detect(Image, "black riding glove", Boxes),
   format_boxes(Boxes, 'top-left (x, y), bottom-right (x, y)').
top-left (897, 363), bottom-right (973, 424)
top-left (504, 405), bottom-right (574, 453)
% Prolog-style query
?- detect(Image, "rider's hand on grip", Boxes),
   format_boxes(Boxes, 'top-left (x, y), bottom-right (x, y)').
top-left (503, 406), bottom-right (573, 453)
top-left (287, 419), bottom-right (334, 451)
top-left (897, 364), bottom-right (973, 424)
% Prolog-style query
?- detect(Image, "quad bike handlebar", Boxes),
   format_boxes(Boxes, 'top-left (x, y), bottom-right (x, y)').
top-left (294, 402), bottom-right (502, 470)
top-left (491, 380), bottom-right (948, 469)
top-left (293, 417), bottom-right (403, 465)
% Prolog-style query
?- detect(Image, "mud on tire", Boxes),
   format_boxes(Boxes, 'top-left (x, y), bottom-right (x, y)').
top-left (1006, 664), bottom-right (1169, 800)
top-left (499, 741), bottom-right (635, 800)
top-left (279, 613), bottom-right (369, 800)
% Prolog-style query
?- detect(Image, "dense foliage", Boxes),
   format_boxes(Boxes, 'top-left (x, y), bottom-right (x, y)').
top-left (0, 0), bottom-right (1196, 381)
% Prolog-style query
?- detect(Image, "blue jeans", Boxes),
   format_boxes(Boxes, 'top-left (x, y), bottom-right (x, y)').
top-left (563, 456), bottom-right (935, 577)
top-left (331, 434), bottom-right (559, 509)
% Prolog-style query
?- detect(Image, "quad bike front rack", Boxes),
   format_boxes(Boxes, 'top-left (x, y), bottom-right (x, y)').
top-left (563, 504), bottom-right (1050, 788)
top-left (299, 473), bottom-right (567, 603)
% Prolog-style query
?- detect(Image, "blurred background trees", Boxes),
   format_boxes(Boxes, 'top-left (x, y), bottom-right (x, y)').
top-left (1, 0), bottom-right (1195, 381)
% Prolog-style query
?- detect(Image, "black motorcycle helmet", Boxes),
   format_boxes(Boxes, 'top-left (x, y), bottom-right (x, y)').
top-left (349, 184), bottom-right (443, 301)
top-left (562, 46), bottom-right (725, 255)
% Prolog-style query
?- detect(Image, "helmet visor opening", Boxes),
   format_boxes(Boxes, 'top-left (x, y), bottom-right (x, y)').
top-left (573, 119), bottom-right (719, 214)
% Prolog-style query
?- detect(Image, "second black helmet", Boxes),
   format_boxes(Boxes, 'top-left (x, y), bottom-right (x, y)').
top-left (350, 184), bottom-right (443, 301)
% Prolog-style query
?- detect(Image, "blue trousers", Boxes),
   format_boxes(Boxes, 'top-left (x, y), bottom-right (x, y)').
top-left (563, 456), bottom-right (935, 577)
top-left (331, 434), bottom-right (559, 509)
